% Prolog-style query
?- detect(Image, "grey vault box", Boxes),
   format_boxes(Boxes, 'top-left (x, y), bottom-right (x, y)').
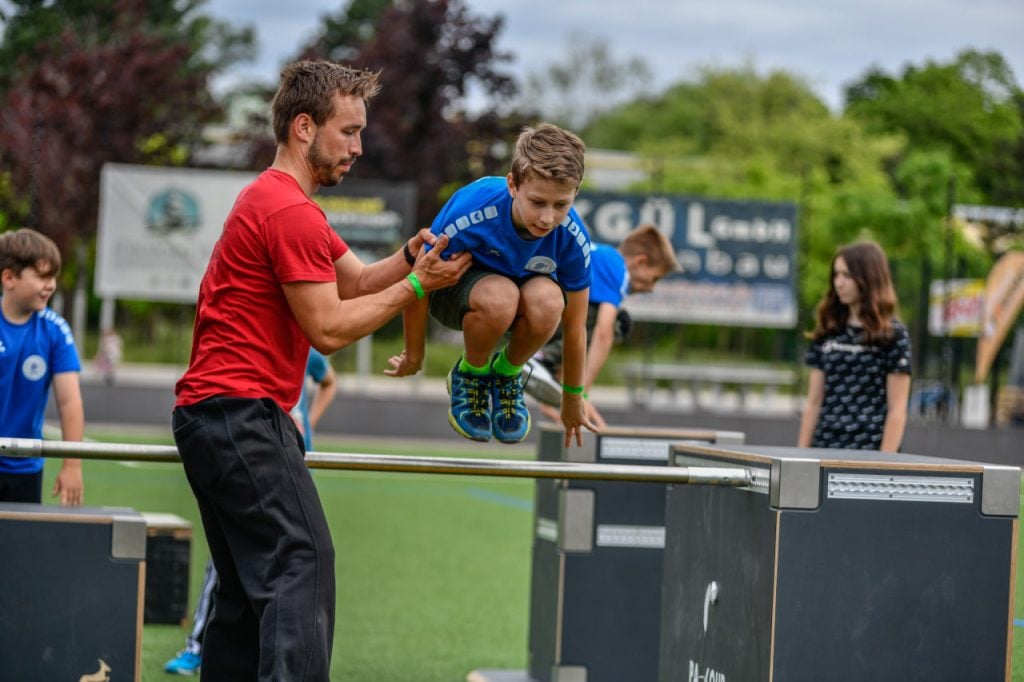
top-left (527, 425), bottom-right (744, 682)
top-left (659, 444), bottom-right (1020, 682)
top-left (0, 503), bottom-right (146, 681)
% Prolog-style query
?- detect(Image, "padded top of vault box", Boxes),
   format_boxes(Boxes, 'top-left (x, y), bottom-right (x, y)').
top-left (670, 443), bottom-right (1021, 516)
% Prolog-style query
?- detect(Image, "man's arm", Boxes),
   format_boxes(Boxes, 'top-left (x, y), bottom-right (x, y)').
top-left (286, 234), bottom-right (470, 354)
top-left (336, 229), bottom-right (438, 299)
top-left (51, 371), bottom-right (84, 506)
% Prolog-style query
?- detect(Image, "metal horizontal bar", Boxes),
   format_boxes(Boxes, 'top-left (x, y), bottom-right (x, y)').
top-left (0, 438), bottom-right (752, 487)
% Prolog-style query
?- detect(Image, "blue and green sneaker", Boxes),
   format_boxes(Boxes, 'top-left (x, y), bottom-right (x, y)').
top-left (490, 360), bottom-right (531, 444)
top-left (447, 359), bottom-right (492, 441)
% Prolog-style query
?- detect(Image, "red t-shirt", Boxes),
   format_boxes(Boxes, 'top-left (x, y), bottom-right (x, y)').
top-left (175, 169), bottom-right (348, 411)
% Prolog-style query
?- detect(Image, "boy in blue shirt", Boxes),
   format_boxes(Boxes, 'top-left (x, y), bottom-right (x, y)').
top-left (526, 224), bottom-right (681, 428)
top-left (0, 228), bottom-right (84, 505)
top-left (386, 123), bottom-right (595, 447)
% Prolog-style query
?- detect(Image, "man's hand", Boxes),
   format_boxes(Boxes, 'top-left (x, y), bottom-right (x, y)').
top-left (383, 349), bottom-right (423, 377)
top-left (52, 459), bottom-right (83, 507)
top-left (407, 227), bottom-right (438, 255)
top-left (411, 233), bottom-right (471, 292)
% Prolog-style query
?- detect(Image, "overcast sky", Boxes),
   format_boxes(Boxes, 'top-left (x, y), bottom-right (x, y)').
top-left (201, 0), bottom-right (1024, 111)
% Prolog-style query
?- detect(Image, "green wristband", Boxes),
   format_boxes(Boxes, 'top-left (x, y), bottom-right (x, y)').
top-left (562, 384), bottom-right (585, 395)
top-left (406, 272), bottom-right (425, 299)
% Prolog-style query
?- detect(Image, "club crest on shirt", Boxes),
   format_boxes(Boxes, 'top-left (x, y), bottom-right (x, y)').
top-left (22, 354), bottom-right (47, 381)
top-left (525, 256), bottom-right (557, 274)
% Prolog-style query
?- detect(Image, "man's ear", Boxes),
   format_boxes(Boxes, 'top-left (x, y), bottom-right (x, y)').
top-left (292, 113), bottom-right (316, 144)
top-left (506, 173), bottom-right (517, 196)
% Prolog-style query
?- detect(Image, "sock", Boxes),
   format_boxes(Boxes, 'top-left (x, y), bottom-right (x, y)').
top-left (491, 348), bottom-right (523, 377)
top-left (458, 356), bottom-right (490, 376)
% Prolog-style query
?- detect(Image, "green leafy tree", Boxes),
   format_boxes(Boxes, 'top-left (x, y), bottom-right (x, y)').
top-left (0, 0), bottom-right (255, 255)
top-left (845, 49), bottom-right (1024, 208)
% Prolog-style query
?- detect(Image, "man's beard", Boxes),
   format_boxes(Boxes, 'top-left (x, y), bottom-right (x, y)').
top-left (308, 135), bottom-right (348, 187)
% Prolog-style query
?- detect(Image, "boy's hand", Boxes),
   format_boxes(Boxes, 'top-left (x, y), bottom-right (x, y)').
top-left (411, 234), bottom-right (471, 292)
top-left (52, 459), bottom-right (84, 507)
top-left (583, 397), bottom-right (607, 431)
top-left (383, 350), bottom-right (423, 377)
top-left (561, 393), bottom-right (599, 447)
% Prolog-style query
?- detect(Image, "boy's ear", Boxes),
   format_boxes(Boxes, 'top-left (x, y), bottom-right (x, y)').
top-left (506, 173), bottom-right (517, 195)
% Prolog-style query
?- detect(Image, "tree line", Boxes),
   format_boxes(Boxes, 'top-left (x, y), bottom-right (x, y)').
top-left (1, 0), bottom-right (1021, 376)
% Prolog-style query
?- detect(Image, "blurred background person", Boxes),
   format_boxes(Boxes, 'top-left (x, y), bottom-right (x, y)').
top-left (798, 240), bottom-right (911, 452)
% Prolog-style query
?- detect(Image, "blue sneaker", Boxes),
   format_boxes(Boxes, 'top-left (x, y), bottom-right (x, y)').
top-left (490, 362), bottom-right (531, 444)
top-left (164, 650), bottom-right (201, 675)
top-left (447, 360), bottom-right (492, 442)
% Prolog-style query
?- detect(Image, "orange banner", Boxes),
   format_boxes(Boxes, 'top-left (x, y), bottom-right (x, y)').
top-left (975, 251), bottom-right (1024, 383)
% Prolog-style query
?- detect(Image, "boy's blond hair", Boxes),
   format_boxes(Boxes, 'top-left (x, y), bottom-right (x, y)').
top-left (0, 228), bottom-right (62, 278)
top-left (620, 224), bottom-right (680, 274)
top-left (509, 123), bottom-right (586, 188)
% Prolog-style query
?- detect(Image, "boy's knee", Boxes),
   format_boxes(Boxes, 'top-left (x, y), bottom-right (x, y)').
top-left (520, 287), bottom-right (564, 331)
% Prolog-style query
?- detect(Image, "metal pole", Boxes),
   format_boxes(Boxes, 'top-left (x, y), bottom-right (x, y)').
top-left (0, 438), bottom-right (753, 487)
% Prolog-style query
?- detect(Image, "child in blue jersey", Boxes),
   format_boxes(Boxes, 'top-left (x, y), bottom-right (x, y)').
top-left (290, 348), bottom-right (338, 451)
top-left (0, 228), bottom-right (85, 505)
top-left (527, 224), bottom-right (681, 428)
top-left (386, 123), bottom-right (596, 447)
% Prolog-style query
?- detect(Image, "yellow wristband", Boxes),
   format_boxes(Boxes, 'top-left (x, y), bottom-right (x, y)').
top-left (562, 384), bottom-right (585, 395)
top-left (406, 272), bottom-right (425, 299)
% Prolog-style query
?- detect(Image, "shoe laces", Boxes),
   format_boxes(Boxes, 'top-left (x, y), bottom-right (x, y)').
top-left (493, 373), bottom-right (523, 419)
top-left (459, 373), bottom-right (490, 416)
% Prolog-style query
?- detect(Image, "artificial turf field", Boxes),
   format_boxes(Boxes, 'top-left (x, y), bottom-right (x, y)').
top-left (40, 429), bottom-right (1024, 681)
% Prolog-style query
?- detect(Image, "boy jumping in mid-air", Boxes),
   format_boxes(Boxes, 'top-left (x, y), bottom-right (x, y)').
top-left (386, 123), bottom-right (596, 447)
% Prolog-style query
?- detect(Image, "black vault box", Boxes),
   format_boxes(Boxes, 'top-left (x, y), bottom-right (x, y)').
top-left (0, 503), bottom-right (146, 681)
top-left (141, 512), bottom-right (192, 625)
top-left (527, 425), bottom-right (744, 682)
top-left (659, 444), bottom-right (1020, 682)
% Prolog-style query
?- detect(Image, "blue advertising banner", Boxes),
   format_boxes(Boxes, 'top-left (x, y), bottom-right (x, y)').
top-left (574, 192), bottom-right (798, 328)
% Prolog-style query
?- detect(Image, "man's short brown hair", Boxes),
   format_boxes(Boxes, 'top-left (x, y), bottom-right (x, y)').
top-left (271, 60), bottom-right (381, 144)
top-left (509, 123), bottom-right (586, 189)
top-left (0, 228), bottom-right (62, 278)
top-left (620, 223), bottom-right (680, 274)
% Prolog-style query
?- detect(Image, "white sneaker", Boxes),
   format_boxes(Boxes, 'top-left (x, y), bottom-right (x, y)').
top-left (522, 357), bottom-right (562, 407)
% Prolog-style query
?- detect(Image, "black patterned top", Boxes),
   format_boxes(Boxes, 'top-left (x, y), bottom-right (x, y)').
top-left (804, 320), bottom-right (912, 450)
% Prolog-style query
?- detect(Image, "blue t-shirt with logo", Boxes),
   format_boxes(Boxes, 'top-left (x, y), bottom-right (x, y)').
top-left (589, 243), bottom-right (628, 307)
top-left (429, 177), bottom-right (592, 292)
top-left (0, 304), bottom-right (81, 473)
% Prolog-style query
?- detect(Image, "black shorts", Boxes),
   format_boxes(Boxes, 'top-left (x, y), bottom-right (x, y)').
top-left (429, 267), bottom-right (565, 330)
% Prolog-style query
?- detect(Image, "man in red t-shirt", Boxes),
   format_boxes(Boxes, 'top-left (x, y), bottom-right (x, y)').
top-left (172, 61), bottom-right (470, 681)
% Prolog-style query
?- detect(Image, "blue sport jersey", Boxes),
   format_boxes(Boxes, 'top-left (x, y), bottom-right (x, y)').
top-left (297, 348), bottom-right (330, 450)
top-left (588, 243), bottom-right (628, 307)
top-left (430, 177), bottom-right (592, 292)
top-left (0, 306), bottom-right (82, 473)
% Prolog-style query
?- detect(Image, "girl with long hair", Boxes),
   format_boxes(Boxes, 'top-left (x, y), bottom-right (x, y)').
top-left (797, 241), bottom-right (912, 451)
